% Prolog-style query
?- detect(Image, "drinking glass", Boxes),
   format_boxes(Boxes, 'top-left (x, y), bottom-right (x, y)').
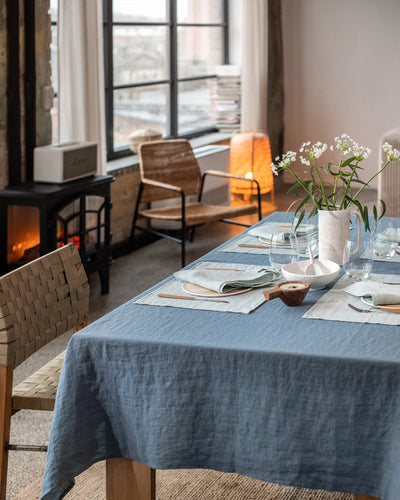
top-left (372, 218), bottom-right (398, 260)
top-left (343, 229), bottom-right (373, 281)
top-left (269, 231), bottom-right (299, 272)
top-left (291, 214), bottom-right (318, 261)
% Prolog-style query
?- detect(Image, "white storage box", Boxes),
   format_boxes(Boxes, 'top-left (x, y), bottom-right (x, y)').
top-left (34, 142), bottom-right (97, 183)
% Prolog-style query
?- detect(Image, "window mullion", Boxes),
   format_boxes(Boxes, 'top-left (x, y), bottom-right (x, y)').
top-left (169, 0), bottom-right (177, 137)
top-left (223, 0), bottom-right (229, 63)
top-left (105, 0), bottom-right (114, 160)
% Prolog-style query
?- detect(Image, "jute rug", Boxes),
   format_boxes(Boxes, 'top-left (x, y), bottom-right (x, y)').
top-left (14, 461), bottom-right (353, 500)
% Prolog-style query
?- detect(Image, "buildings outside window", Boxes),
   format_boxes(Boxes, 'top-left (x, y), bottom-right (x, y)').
top-left (50, 0), bottom-right (229, 159)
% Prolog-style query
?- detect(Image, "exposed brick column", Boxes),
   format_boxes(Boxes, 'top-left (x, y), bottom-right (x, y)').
top-left (267, 0), bottom-right (284, 190)
top-left (0, 2), bottom-right (8, 189)
top-left (0, 0), bottom-right (51, 189)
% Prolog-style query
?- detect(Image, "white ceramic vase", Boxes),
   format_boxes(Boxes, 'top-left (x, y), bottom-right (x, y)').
top-left (318, 208), bottom-right (362, 265)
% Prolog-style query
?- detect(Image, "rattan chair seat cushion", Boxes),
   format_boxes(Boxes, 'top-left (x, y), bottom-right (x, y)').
top-left (12, 350), bottom-right (66, 411)
top-left (139, 202), bottom-right (257, 225)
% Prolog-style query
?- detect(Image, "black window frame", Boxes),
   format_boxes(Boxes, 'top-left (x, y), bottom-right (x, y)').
top-left (103, 0), bottom-right (229, 161)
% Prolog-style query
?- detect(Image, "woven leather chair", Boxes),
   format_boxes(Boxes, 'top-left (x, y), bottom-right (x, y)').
top-left (0, 244), bottom-right (89, 500)
top-left (130, 139), bottom-right (262, 267)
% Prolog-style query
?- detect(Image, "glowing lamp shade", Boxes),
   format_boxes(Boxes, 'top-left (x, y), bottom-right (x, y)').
top-left (230, 131), bottom-right (274, 196)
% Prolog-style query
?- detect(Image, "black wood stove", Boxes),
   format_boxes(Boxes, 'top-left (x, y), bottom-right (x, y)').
top-left (0, 175), bottom-right (114, 294)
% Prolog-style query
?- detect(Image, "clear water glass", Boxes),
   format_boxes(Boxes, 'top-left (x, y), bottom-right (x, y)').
top-left (291, 214), bottom-right (318, 261)
top-left (269, 231), bottom-right (299, 272)
top-left (343, 235), bottom-right (373, 281)
top-left (372, 218), bottom-right (398, 260)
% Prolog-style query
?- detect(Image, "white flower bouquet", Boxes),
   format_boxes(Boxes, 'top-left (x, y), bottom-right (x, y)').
top-left (271, 133), bottom-right (400, 229)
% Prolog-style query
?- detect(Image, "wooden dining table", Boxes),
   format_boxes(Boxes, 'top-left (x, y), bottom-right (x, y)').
top-left (40, 213), bottom-right (400, 500)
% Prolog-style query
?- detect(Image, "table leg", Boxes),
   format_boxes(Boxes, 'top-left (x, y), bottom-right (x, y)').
top-left (106, 458), bottom-right (155, 500)
top-left (354, 495), bottom-right (381, 500)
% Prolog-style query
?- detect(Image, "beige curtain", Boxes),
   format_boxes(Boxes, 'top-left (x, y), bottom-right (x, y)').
top-left (240, 0), bottom-right (269, 132)
top-left (58, 0), bottom-right (106, 174)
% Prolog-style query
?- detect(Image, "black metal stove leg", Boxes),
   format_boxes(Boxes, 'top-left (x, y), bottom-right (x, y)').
top-left (98, 267), bottom-right (110, 294)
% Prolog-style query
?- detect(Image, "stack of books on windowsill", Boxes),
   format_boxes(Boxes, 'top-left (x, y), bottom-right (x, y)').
top-left (214, 65), bottom-right (241, 133)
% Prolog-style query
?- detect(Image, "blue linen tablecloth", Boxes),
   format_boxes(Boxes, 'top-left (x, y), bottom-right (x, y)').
top-left (41, 213), bottom-right (400, 500)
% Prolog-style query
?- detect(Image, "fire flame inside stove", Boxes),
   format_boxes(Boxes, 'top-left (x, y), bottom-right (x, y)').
top-left (57, 236), bottom-right (80, 249)
top-left (10, 237), bottom-right (41, 263)
top-left (7, 205), bottom-right (97, 265)
top-left (8, 230), bottom-right (81, 265)
top-left (7, 206), bottom-right (77, 265)
top-left (7, 206), bottom-right (41, 264)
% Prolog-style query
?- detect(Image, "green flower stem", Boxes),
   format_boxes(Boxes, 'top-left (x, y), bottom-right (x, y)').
top-left (332, 151), bottom-right (344, 206)
top-left (286, 166), bottom-right (313, 195)
top-left (285, 166), bottom-right (321, 209)
top-left (313, 158), bottom-right (330, 209)
top-left (353, 160), bottom-right (391, 201)
top-left (339, 160), bottom-right (358, 210)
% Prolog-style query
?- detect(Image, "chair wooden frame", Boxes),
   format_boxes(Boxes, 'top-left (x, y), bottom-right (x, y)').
top-left (0, 244), bottom-right (89, 500)
top-left (129, 139), bottom-right (263, 267)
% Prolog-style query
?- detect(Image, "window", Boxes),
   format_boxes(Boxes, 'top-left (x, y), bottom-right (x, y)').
top-left (49, 1), bottom-right (229, 159)
top-left (104, 0), bottom-right (229, 160)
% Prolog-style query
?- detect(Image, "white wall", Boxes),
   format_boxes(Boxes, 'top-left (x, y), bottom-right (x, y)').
top-left (229, 0), bottom-right (242, 65)
top-left (282, 0), bottom-right (400, 187)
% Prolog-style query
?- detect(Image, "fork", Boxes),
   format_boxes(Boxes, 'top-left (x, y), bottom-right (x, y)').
top-left (347, 302), bottom-right (400, 313)
top-left (347, 303), bottom-right (375, 313)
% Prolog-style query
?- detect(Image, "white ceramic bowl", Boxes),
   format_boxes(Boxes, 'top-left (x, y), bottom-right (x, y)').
top-left (281, 259), bottom-right (340, 290)
top-left (127, 128), bottom-right (162, 153)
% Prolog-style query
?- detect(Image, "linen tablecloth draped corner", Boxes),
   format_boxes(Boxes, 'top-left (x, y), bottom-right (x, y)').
top-left (41, 212), bottom-right (400, 500)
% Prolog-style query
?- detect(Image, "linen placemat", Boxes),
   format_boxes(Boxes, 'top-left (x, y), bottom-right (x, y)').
top-left (219, 233), bottom-right (273, 254)
top-left (219, 221), bottom-right (317, 255)
top-left (135, 261), bottom-right (278, 314)
top-left (219, 233), bottom-right (300, 255)
top-left (303, 273), bottom-right (400, 325)
top-left (248, 221), bottom-right (316, 241)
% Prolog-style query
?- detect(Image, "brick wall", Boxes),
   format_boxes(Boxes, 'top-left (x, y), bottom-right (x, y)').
top-left (0, 0), bottom-right (52, 189)
top-left (0, 1), bottom-right (8, 188)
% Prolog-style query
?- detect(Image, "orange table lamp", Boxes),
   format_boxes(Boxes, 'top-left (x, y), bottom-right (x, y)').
top-left (230, 131), bottom-right (274, 198)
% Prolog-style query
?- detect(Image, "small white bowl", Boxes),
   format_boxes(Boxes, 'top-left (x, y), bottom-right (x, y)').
top-left (281, 259), bottom-right (340, 290)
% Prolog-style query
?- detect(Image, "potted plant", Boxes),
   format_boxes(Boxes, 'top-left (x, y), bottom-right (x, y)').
top-left (271, 134), bottom-right (400, 264)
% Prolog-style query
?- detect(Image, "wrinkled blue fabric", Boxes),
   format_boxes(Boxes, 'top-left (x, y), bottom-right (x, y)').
top-left (41, 213), bottom-right (400, 500)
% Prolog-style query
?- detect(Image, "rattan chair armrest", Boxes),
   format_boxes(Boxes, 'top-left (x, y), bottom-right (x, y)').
top-left (142, 178), bottom-right (183, 194)
top-left (199, 170), bottom-right (262, 222)
top-left (203, 170), bottom-right (258, 183)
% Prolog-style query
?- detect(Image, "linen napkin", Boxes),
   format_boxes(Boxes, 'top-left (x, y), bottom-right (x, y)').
top-left (376, 227), bottom-right (400, 243)
top-left (174, 267), bottom-right (280, 294)
top-left (342, 280), bottom-right (400, 305)
top-left (248, 221), bottom-right (316, 244)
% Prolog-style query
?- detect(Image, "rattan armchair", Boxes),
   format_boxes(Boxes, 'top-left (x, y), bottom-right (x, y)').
top-left (0, 244), bottom-right (89, 500)
top-left (129, 139), bottom-right (262, 267)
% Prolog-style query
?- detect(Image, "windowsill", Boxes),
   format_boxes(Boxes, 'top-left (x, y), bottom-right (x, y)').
top-left (106, 132), bottom-right (232, 174)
